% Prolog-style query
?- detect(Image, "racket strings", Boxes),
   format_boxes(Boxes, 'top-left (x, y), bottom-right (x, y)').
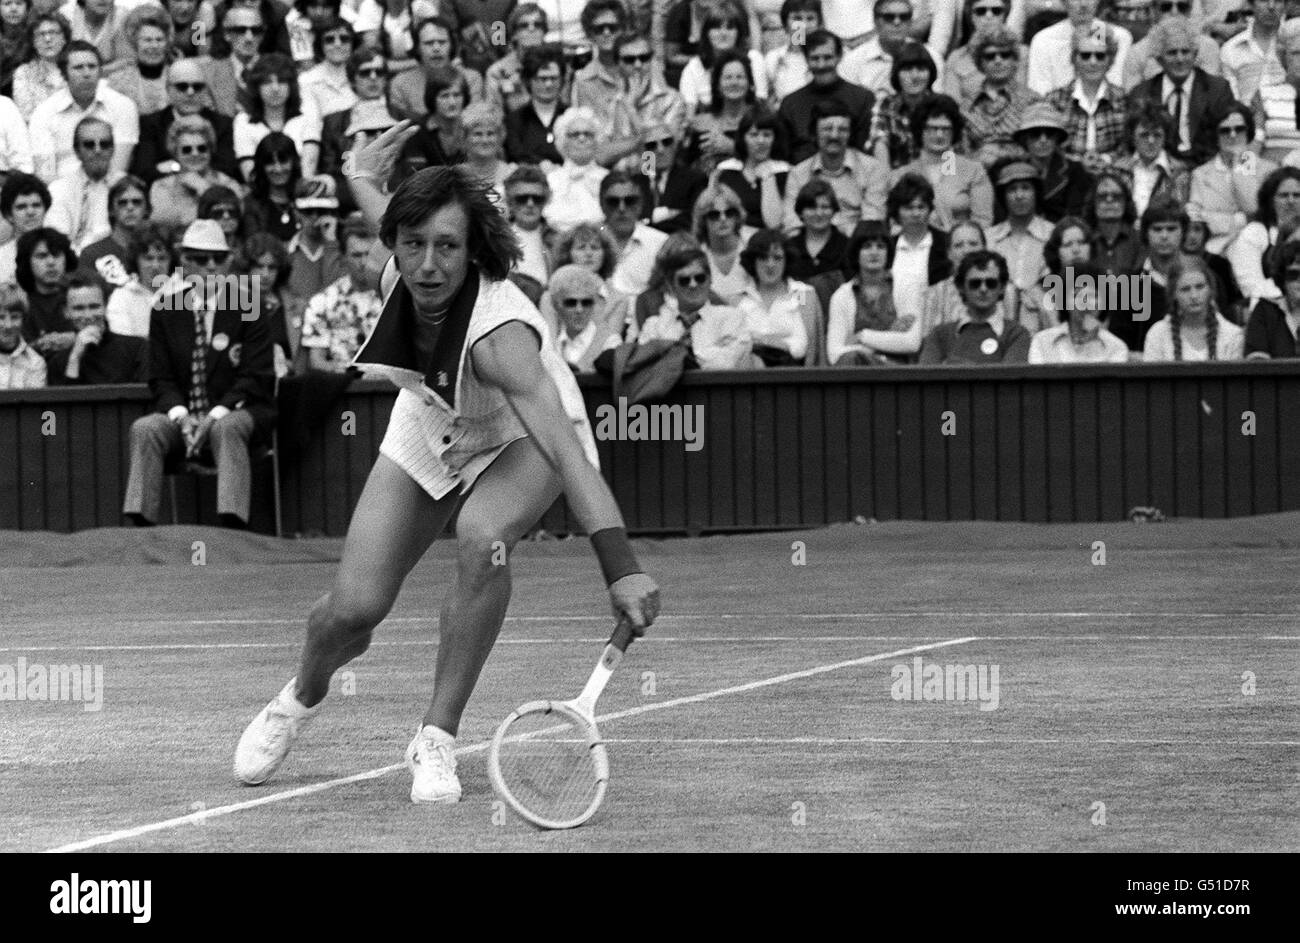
top-left (496, 712), bottom-right (601, 824)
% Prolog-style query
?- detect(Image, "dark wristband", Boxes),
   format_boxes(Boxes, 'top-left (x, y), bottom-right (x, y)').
top-left (591, 527), bottom-right (641, 586)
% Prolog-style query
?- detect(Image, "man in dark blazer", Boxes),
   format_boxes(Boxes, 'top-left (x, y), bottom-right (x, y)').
top-left (639, 122), bottom-right (707, 235)
top-left (1126, 18), bottom-right (1235, 167)
top-left (130, 60), bottom-right (240, 185)
top-left (122, 220), bottom-right (276, 529)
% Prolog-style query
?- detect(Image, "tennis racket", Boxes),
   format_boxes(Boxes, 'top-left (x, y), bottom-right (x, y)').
top-left (487, 617), bottom-right (637, 829)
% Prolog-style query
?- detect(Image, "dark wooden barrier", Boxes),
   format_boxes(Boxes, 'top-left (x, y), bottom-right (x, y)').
top-left (2, 361), bottom-right (1298, 535)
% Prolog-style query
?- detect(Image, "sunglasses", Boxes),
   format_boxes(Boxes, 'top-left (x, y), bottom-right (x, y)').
top-left (1285, 268), bottom-right (1300, 281)
top-left (1157, 0), bottom-right (1191, 8)
top-left (1096, 191), bottom-right (1124, 202)
top-left (1219, 124), bottom-right (1248, 136)
top-left (971, 5), bottom-right (1004, 13)
top-left (604, 194), bottom-right (640, 208)
top-left (646, 136), bottom-right (676, 149)
top-left (878, 11), bottom-right (912, 23)
top-left (1162, 47), bottom-right (1195, 57)
top-left (675, 271), bottom-right (708, 288)
top-left (964, 277), bottom-right (1001, 290)
top-left (78, 138), bottom-right (113, 151)
top-left (1076, 50), bottom-right (1108, 61)
top-left (184, 251), bottom-right (229, 266)
top-left (355, 67), bottom-right (385, 78)
top-left (620, 52), bottom-right (653, 64)
top-left (923, 123), bottom-right (953, 134)
top-left (561, 297), bottom-right (598, 308)
top-left (172, 81), bottom-right (206, 93)
top-left (115, 196), bottom-right (146, 206)
top-left (324, 33), bottom-right (351, 45)
top-left (510, 192), bottom-right (547, 205)
top-left (518, 19), bottom-right (546, 29)
top-left (705, 208), bottom-right (740, 221)
top-left (225, 24), bottom-right (264, 35)
top-left (207, 206), bottom-right (239, 219)
top-left (566, 128), bottom-right (596, 139)
top-left (983, 49), bottom-right (1016, 61)
top-left (179, 143), bottom-right (209, 156)
top-left (592, 21), bottom-right (621, 35)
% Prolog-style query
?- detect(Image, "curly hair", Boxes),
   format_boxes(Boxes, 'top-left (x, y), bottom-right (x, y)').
top-left (124, 4), bottom-right (174, 56)
top-left (1165, 255), bottom-right (1220, 361)
top-left (887, 172), bottom-right (935, 222)
top-left (380, 166), bottom-right (521, 282)
top-left (909, 94), bottom-right (963, 150)
top-left (15, 227), bottom-right (76, 294)
top-left (1255, 165), bottom-right (1300, 228)
top-left (1043, 216), bottom-right (1092, 275)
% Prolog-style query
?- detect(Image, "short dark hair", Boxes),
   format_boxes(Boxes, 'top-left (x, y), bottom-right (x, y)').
top-left (108, 175), bottom-right (150, 227)
top-left (1209, 101), bottom-right (1255, 143)
top-left (411, 15), bottom-right (459, 62)
top-left (793, 176), bottom-right (839, 215)
top-left (1140, 195), bottom-right (1190, 239)
top-left (909, 94), bottom-right (962, 149)
top-left (127, 222), bottom-right (175, 273)
top-left (236, 231), bottom-right (289, 289)
top-left (380, 166), bottom-right (521, 282)
top-left (781, 0), bottom-right (824, 29)
top-left (846, 220), bottom-right (894, 273)
top-left (887, 172), bottom-right (935, 221)
top-left (1, 173), bottom-right (52, 218)
top-left (311, 17), bottom-right (357, 62)
top-left (1256, 165), bottom-right (1300, 227)
top-left (424, 64), bottom-right (470, 113)
top-left (521, 43), bottom-right (566, 85)
top-left (57, 38), bottom-right (101, 77)
top-left (1127, 100), bottom-right (1174, 144)
top-left (802, 27), bottom-right (841, 58)
top-left (739, 228), bottom-right (788, 280)
top-left (652, 232), bottom-right (709, 286)
top-left (339, 213), bottom-right (377, 253)
top-left (955, 248), bottom-right (1010, 288)
top-left (599, 168), bottom-right (642, 203)
top-left (580, 0), bottom-right (625, 34)
top-left (346, 46), bottom-right (386, 83)
top-left (735, 104), bottom-right (786, 161)
top-left (890, 40), bottom-right (936, 93)
top-left (65, 273), bottom-right (105, 302)
top-left (504, 163), bottom-right (550, 195)
top-left (613, 30), bottom-right (651, 58)
top-left (1269, 231), bottom-right (1300, 289)
top-left (15, 227), bottom-right (76, 294)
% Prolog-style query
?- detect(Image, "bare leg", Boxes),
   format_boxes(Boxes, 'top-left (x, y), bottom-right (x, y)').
top-left (295, 455), bottom-right (459, 707)
top-left (422, 437), bottom-right (562, 734)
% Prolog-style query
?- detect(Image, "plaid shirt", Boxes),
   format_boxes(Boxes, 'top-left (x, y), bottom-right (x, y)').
top-left (1046, 81), bottom-right (1129, 163)
top-left (963, 83), bottom-right (1044, 168)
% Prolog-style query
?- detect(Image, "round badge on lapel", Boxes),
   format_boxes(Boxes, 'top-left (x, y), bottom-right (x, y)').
top-left (211, 332), bottom-right (230, 352)
top-left (980, 338), bottom-right (999, 356)
top-left (228, 343), bottom-right (242, 367)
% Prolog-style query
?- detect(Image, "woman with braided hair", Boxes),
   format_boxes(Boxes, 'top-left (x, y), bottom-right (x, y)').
top-left (1143, 255), bottom-right (1245, 361)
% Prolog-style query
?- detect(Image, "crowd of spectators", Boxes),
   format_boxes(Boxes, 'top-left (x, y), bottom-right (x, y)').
top-left (3, 0), bottom-right (1300, 433)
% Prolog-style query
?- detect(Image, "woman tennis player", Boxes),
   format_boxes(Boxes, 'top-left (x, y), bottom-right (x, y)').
top-left (234, 121), bottom-right (661, 803)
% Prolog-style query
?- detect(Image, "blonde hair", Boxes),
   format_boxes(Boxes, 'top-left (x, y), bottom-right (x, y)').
top-left (0, 280), bottom-right (29, 316)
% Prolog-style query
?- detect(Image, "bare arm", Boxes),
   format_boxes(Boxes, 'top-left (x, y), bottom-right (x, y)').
top-left (346, 119), bottom-right (421, 232)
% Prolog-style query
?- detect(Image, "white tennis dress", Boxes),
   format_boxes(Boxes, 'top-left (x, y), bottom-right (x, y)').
top-left (351, 258), bottom-right (599, 500)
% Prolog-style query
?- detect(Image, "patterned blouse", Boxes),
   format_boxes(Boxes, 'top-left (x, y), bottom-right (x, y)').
top-left (869, 93), bottom-right (934, 169)
top-left (300, 274), bottom-right (384, 369)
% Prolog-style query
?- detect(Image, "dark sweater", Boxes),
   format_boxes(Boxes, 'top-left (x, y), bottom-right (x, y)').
top-left (918, 316), bottom-right (1031, 364)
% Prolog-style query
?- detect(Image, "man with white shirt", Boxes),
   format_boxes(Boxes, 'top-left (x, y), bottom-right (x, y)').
top-left (839, 0), bottom-right (939, 98)
top-left (602, 171), bottom-right (669, 297)
top-left (765, 0), bottom-right (821, 103)
top-left (1221, 0), bottom-right (1288, 105)
top-left (46, 117), bottom-right (124, 252)
top-left (1027, 0), bottom-right (1132, 96)
top-left (28, 41), bottom-right (139, 184)
top-left (0, 95), bottom-right (35, 176)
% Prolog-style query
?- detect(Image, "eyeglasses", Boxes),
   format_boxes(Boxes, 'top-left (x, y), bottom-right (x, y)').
top-left (878, 11), bottom-right (913, 23)
top-left (561, 297), bottom-right (598, 308)
top-left (964, 277), bottom-right (1001, 290)
top-left (1136, 127), bottom-right (1164, 139)
top-left (115, 196), bottom-right (146, 206)
top-left (517, 19), bottom-right (546, 30)
top-left (1162, 46), bottom-right (1195, 57)
top-left (591, 21), bottom-right (621, 35)
top-left (971, 5), bottom-right (1004, 14)
top-left (1218, 124), bottom-right (1248, 137)
top-left (356, 67), bottom-right (385, 78)
top-left (323, 33), bottom-right (352, 46)
top-left (77, 138), bottom-right (113, 151)
top-left (604, 194), bottom-right (640, 209)
top-left (923, 123), bottom-right (953, 134)
top-left (983, 49), bottom-right (1016, 61)
top-left (184, 251), bottom-right (229, 266)
top-left (34, 28), bottom-right (64, 39)
top-left (1096, 190), bottom-right (1124, 202)
top-left (620, 52), bottom-right (653, 64)
top-left (1284, 268), bottom-right (1300, 281)
top-left (646, 136), bottom-right (675, 149)
top-left (510, 192), bottom-right (547, 205)
top-left (172, 81), bottom-right (206, 93)
top-left (705, 208), bottom-right (740, 221)
top-left (207, 206), bottom-right (239, 219)
top-left (1157, 1), bottom-right (1191, 10)
top-left (675, 271), bottom-right (708, 288)
top-left (1026, 128), bottom-right (1058, 140)
top-left (566, 128), bottom-right (596, 139)
top-left (1076, 50), bottom-right (1108, 61)
top-left (178, 143), bottom-right (209, 156)
top-left (225, 24), bottom-right (264, 35)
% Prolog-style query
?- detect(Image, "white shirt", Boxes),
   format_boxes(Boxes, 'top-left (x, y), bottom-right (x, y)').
top-left (735, 280), bottom-right (810, 361)
top-left (838, 38), bottom-right (896, 99)
top-left (1142, 313), bottom-right (1245, 361)
top-left (353, 0), bottom-right (438, 59)
top-left (105, 276), bottom-right (156, 338)
top-left (1070, 79), bottom-right (1110, 153)
top-left (1026, 18), bottom-right (1132, 97)
top-left (28, 81), bottom-right (140, 183)
top-left (765, 45), bottom-right (812, 104)
top-left (1130, 152), bottom-right (1173, 218)
top-left (707, 247), bottom-right (756, 307)
top-left (0, 338), bottom-right (47, 389)
top-left (47, 167), bottom-right (124, 252)
top-left (299, 63), bottom-right (358, 123)
top-left (545, 162), bottom-right (607, 230)
top-left (1221, 20), bottom-right (1286, 106)
top-left (891, 230), bottom-right (932, 325)
top-left (233, 112), bottom-right (322, 160)
top-left (638, 297), bottom-right (755, 370)
top-left (0, 96), bottom-right (34, 174)
top-left (1028, 322), bottom-right (1129, 363)
top-left (611, 224), bottom-right (668, 297)
top-left (557, 320), bottom-right (599, 367)
top-left (513, 225), bottom-right (548, 287)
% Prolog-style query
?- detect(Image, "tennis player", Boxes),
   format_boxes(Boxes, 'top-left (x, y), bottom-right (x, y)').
top-left (234, 121), bottom-right (661, 803)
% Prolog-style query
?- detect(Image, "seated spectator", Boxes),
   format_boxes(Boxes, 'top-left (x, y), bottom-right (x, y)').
top-left (1251, 19), bottom-right (1300, 165)
top-left (236, 231), bottom-right (300, 374)
top-left (1227, 165), bottom-right (1300, 305)
top-left (149, 114), bottom-right (246, 231)
top-left (946, 3), bottom-right (1029, 105)
top-left (1012, 101), bottom-right (1093, 223)
top-left (47, 116), bottom-right (124, 252)
top-left (681, 50), bottom-right (759, 177)
top-left (394, 64), bottom-right (472, 181)
top-left (298, 18), bottom-right (359, 122)
top-left (0, 281), bottom-right (47, 389)
top-left (504, 43), bottom-right (567, 168)
top-left (1182, 218), bottom-right (1244, 318)
top-left (46, 273), bottom-right (148, 383)
top-left (280, 0), bottom-right (359, 72)
top-left (1143, 256), bottom-right (1246, 360)
top-left (28, 39), bottom-right (139, 183)
top-left (1112, 102), bottom-right (1191, 219)
top-left (1122, 8), bottom-right (1221, 93)
top-left (714, 105), bottom-right (790, 231)
top-left (885, 173), bottom-right (952, 326)
top-left (502, 164), bottom-right (556, 290)
top-left (891, 96), bottom-right (994, 231)
top-left (234, 52), bottom-right (322, 180)
top-left (1028, 259), bottom-right (1130, 363)
top-left (0, 91), bottom-right (35, 178)
top-left (603, 31), bottom-right (688, 169)
top-left (828, 221), bottom-right (920, 364)
top-left (123, 218), bottom-right (276, 529)
top-left (782, 100), bottom-right (889, 236)
top-left (694, 183), bottom-right (754, 305)
top-left (16, 226), bottom-right (77, 359)
top-left (1188, 104), bottom-right (1278, 255)
top-left (77, 175), bottom-right (150, 297)
top-left (639, 121), bottom-right (708, 234)
top-left (0, 173), bottom-right (52, 283)
top-left (106, 4), bottom-right (173, 117)
top-left (783, 178), bottom-right (849, 282)
top-left (763, 0), bottom-right (819, 103)
top-left (541, 223), bottom-right (631, 339)
top-left (62, 0), bottom-right (135, 72)
top-left (1042, 25), bottom-right (1128, 174)
top-left (11, 12), bottom-right (69, 123)
top-left (678, 5), bottom-right (768, 112)
top-left (131, 58), bottom-right (240, 186)
top-left (299, 215), bottom-right (380, 373)
top-left (105, 222), bottom-right (173, 339)
top-left (318, 50), bottom-right (396, 202)
top-left (197, 3), bottom-right (265, 118)
top-left (165, 0), bottom-right (215, 60)
top-left (385, 15), bottom-right (484, 124)
top-left (242, 134), bottom-right (303, 245)
top-left (545, 107), bottom-right (608, 229)
top-left (1114, 196), bottom-right (1193, 351)
top-left (733, 228), bottom-right (820, 366)
top-left (1086, 169), bottom-right (1142, 278)
top-left (839, 2), bottom-right (936, 100)
top-left (461, 103), bottom-right (514, 205)
top-left (198, 185), bottom-right (246, 255)
top-left (988, 158), bottom-right (1053, 300)
top-left (1245, 236), bottom-right (1300, 358)
top-left (921, 219), bottom-right (1023, 336)
top-left (484, 5), bottom-right (549, 115)
top-left (919, 248), bottom-right (1031, 363)
top-left (601, 170), bottom-right (669, 297)
top-left (870, 40), bottom-right (940, 170)
top-left (286, 178), bottom-right (344, 311)
top-left (569, 0), bottom-right (626, 124)
top-left (548, 263), bottom-right (623, 373)
top-left (637, 234), bottom-right (757, 369)
top-left (775, 28), bottom-right (874, 165)
top-left (1026, 0), bottom-right (1132, 97)
top-left (1023, 215), bottom-right (1092, 332)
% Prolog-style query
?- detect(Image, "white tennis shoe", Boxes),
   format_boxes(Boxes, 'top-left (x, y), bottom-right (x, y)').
top-left (406, 725), bottom-right (462, 803)
top-left (234, 678), bottom-right (321, 785)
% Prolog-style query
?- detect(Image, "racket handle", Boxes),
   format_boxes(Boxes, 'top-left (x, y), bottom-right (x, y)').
top-left (609, 615), bottom-right (637, 653)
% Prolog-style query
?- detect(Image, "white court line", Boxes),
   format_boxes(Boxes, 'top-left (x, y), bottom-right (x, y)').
top-left (598, 737), bottom-right (1300, 747)
top-left (45, 636), bottom-right (978, 853)
top-left (2, 637), bottom-right (1300, 650)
